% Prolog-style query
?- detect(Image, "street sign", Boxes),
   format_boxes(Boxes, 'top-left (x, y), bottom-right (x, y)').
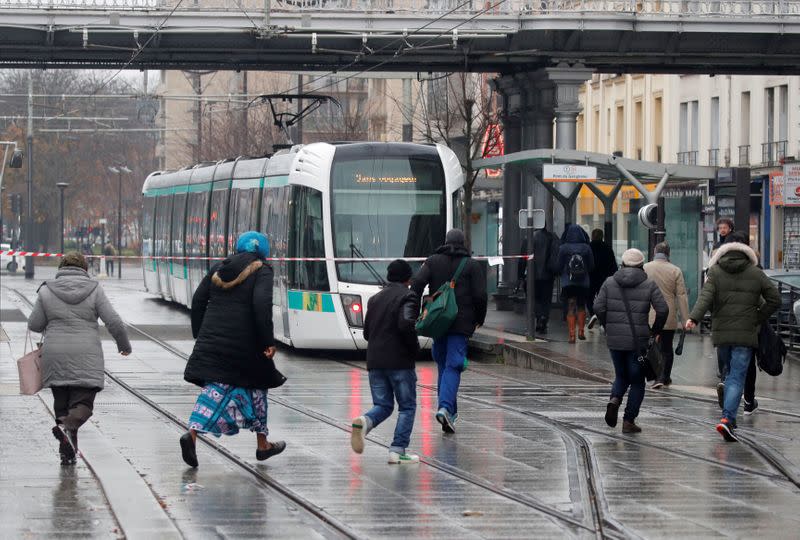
top-left (518, 208), bottom-right (545, 229)
top-left (543, 164), bottom-right (597, 183)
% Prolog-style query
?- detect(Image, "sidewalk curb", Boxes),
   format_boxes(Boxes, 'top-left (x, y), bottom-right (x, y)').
top-left (503, 342), bottom-right (613, 384)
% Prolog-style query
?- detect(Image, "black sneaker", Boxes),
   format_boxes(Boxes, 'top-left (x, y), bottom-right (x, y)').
top-left (605, 398), bottom-right (620, 428)
top-left (716, 418), bottom-right (738, 442)
top-left (743, 398), bottom-right (759, 416)
top-left (716, 383), bottom-right (725, 409)
top-left (180, 432), bottom-right (199, 468)
top-left (52, 425), bottom-right (76, 464)
top-left (256, 441), bottom-right (286, 461)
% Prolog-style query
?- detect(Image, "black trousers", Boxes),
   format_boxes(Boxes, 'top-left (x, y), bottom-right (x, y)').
top-left (105, 259), bottom-right (114, 275)
top-left (52, 386), bottom-right (99, 431)
top-left (533, 279), bottom-right (554, 320)
top-left (657, 330), bottom-right (676, 383)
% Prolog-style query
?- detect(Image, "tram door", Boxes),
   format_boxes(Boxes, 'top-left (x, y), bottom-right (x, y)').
top-left (154, 194), bottom-right (174, 301)
top-left (169, 188), bottom-right (189, 306)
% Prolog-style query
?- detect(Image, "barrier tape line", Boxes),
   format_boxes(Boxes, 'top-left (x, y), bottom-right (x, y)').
top-left (0, 250), bottom-right (534, 262)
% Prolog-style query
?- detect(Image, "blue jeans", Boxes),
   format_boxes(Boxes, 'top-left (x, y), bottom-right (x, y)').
top-left (364, 369), bottom-right (417, 454)
top-left (432, 334), bottom-right (468, 415)
top-left (718, 346), bottom-right (752, 423)
top-left (609, 350), bottom-right (646, 422)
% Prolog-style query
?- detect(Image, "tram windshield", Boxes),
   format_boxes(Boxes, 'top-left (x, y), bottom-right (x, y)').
top-left (332, 152), bottom-right (446, 285)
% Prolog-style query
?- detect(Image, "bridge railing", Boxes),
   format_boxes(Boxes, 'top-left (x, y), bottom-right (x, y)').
top-left (3, 0), bottom-right (800, 16)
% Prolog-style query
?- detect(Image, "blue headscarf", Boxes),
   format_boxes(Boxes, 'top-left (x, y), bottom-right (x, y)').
top-left (235, 231), bottom-right (270, 259)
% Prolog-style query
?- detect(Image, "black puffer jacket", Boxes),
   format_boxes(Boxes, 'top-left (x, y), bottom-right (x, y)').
top-left (184, 252), bottom-right (285, 389)
top-left (518, 228), bottom-right (560, 282)
top-left (411, 243), bottom-right (487, 336)
top-left (363, 283), bottom-right (420, 370)
top-left (594, 266), bottom-right (668, 351)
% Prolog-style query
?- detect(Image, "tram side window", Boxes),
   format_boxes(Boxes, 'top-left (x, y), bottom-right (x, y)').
top-left (142, 197), bottom-right (156, 258)
top-left (185, 188), bottom-right (210, 258)
top-left (171, 191), bottom-right (187, 261)
top-left (231, 180), bottom-right (261, 240)
top-left (154, 195), bottom-right (173, 258)
top-left (208, 184), bottom-right (229, 259)
top-left (288, 186), bottom-right (328, 291)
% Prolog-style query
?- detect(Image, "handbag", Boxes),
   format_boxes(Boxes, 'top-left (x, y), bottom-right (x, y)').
top-left (415, 257), bottom-right (468, 339)
top-left (618, 288), bottom-right (662, 382)
top-left (17, 329), bottom-right (43, 395)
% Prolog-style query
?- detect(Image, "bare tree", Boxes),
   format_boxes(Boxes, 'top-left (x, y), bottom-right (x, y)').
top-left (415, 72), bottom-right (502, 249)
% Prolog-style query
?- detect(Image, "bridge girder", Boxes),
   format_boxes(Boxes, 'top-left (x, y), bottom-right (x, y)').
top-left (2, 9), bottom-right (800, 74)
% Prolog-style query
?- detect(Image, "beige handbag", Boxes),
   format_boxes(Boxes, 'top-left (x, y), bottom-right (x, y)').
top-left (17, 329), bottom-right (42, 395)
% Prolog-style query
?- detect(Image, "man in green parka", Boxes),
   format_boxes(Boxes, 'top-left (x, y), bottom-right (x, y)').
top-left (685, 233), bottom-right (779, 442)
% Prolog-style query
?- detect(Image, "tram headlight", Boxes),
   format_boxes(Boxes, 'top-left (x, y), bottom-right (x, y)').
top-left (341, 294), bottom-right (364, 327)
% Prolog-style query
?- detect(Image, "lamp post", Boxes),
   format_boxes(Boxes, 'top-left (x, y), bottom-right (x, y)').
top-left (56, 182), bottom-right (69, 254)
top-left (108, 165), bottom-right (131, 279)
top-left (0, 141), bottom-right (24, 244)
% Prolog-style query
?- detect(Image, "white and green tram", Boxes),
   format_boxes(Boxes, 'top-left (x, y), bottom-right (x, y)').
top-left (141, 142), bottom-right (465, 349)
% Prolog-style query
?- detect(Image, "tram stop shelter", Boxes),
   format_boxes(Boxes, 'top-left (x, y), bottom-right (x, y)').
top-left (472, 149), bottom-right (717, 315)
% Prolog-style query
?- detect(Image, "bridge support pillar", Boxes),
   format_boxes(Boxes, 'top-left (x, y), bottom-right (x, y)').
top-left (493, 75), bottom-right (523, 307)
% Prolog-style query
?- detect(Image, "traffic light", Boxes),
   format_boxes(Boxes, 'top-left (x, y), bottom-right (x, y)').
top-left (638, 203), bottom-right (658, 229)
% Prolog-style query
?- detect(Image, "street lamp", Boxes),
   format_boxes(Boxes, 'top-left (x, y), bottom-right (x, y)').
top-left (56, 182), bottom-right (69, 254)
top-left (108, 165), bottom-right (132, 279)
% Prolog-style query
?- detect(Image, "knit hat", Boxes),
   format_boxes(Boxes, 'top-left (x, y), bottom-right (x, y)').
top-left (621, 248), bottom-right (645, 268)
top-left (58, 251), bottom-right (88, 271)
top-left (235, 231), bottom-right (270, 259)
top-left (386, 259), bottom-right (413, 283)
top-left (445, 228), bottom-right (465, 245)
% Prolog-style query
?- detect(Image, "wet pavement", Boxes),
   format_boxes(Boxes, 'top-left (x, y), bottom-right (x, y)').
top-left (2, 269), bottom-right (800, 539)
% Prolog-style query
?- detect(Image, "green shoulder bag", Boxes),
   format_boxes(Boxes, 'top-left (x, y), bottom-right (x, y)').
top-left (415, 257), bottom-right (468, 339)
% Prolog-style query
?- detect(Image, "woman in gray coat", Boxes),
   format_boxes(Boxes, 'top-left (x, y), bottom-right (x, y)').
top-left (28, 252), bottom-right (131, 464)
top-left (593, 249), bottom-right (668, 433)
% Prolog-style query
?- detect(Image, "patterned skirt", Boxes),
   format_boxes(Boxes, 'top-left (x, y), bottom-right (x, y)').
top-left (188, 383), bottom-right (269, 437)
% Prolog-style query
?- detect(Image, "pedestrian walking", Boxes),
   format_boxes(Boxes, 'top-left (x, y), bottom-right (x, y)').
top-left (103, 242), bottom-right (116, 276)
top-left (686, 235), bottom-right (780, 442)
top-left (713, 217), bottom-right (734, 249)
top-left (412, 228), bottom-right (487, 434)
top-left (557, 224), bottom-right (595, 343)
top-left (180, 231), bottom-right (286, 467)
top-left (517, 226), bottom-right (560, 333)
top-left (594, 249), bottom-right (668, 433)
top-left (351, 259), bottom-right (421, 464)
top-left (643, 242), bottom-right (690, 388)
top-left (588, 229), bottom-right (618, 329)
top-left (27, 252), bottom-right (132, 465)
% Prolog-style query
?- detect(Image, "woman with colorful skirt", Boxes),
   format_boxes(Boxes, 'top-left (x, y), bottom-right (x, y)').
top-left (179, 231), bottom-right (287, 467)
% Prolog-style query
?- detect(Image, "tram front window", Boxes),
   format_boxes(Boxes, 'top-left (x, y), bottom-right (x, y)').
top-left (332, 153), bottom-right (446, 285)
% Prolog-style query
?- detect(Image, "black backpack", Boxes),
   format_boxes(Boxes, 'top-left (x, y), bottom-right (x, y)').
top-left (756, 322), bottom-right (787, 376)
top-left (568, 253), bottom-right (586, 280)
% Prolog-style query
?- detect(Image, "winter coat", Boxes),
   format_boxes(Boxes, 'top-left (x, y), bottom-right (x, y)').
top-left (363, 283), bottom-right (420, 370)
top-left (594, 266), bottom-right (669, 351)
top-left (184, 252), bottom-right (285, 389)
top-left (644, 257), bottom-right (691, 331)
top-left (589, 240), bottom-right (618, 295)
top-left (411, 243), bottom-right (488, 336)
top-left (27, 267), bottom-right (131, 389)
top-left (557, 224), bottom-right (595, 290)
top-left (518, 229), bottom-right (560, 282)
top-left (689, 243), bottom-right (780, 347)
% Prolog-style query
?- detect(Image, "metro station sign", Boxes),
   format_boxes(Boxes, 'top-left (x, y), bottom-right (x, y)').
top-left (482, 123), bottom-right (504, 178)
top-left (543, 164), bottom-right (597, 183)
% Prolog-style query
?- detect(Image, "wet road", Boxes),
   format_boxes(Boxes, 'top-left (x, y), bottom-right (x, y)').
top-left (2, 269), bottom-right (800, 539)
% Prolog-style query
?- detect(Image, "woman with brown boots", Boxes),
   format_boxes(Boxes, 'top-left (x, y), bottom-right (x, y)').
top-left (557, 224), bottom-right (595, 343)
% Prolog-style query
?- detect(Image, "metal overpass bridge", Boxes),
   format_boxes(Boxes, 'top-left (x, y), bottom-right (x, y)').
top-left (2, 0), bottom-right (800, 74)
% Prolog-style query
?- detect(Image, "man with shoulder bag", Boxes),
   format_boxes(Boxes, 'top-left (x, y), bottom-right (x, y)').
top-left (594, 249), bottom-right (668, 434)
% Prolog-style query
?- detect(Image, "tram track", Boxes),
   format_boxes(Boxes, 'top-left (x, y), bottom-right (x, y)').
top-left (5, 286), bottom-right (362, 540)
top-left (464, 364), bottom-right (800, 489)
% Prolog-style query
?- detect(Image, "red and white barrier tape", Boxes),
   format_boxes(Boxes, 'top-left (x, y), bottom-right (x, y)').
top-left (0, 250), bottom-right (533, 262)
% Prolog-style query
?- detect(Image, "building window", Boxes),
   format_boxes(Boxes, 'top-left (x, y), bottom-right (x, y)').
top-left (653, 96), bottom-right (663, 162)
top-left (710, 97), bottom-right (720, 166)
top-left (678, 100), bottom-right (699, 164)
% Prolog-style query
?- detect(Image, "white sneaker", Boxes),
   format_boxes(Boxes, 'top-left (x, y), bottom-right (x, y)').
top-left (351, 416), bottom-right (367, 454)
top-left (388, 451), bottom-right (420, 464)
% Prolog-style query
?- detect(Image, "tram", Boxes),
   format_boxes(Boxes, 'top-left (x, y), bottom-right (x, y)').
top-left (141, 142), bottom-right (465, 349)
